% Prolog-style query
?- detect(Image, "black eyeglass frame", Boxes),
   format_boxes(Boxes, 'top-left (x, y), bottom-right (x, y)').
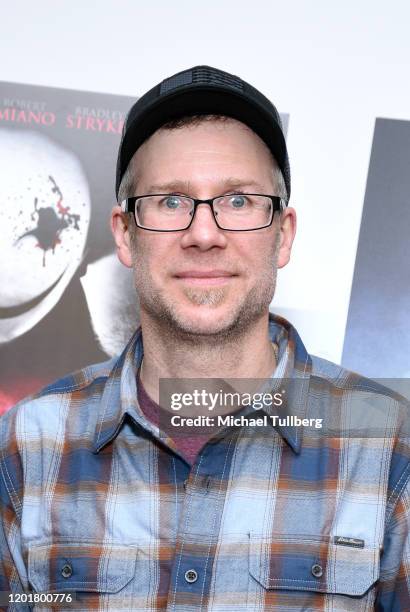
top-left (120, 193), bottom-right (286, 232)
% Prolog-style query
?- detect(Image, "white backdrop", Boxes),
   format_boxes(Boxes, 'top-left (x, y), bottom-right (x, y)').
top-left (1, 0), bottom-right (410, 364)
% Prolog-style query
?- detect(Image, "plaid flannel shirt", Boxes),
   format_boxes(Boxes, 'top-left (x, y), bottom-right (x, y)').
top-left (1, 314), bottom-right (410, 611)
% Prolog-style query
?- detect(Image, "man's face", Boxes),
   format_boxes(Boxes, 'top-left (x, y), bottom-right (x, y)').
top-left (112, 118), bottom-right (296, 339)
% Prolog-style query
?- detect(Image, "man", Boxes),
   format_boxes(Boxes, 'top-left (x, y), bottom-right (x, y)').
top-left (1, 65), bottom-right (409, 611)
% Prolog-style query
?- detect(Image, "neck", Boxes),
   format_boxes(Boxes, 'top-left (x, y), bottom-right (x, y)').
top-left (139, 311), bottom-right (276, 404)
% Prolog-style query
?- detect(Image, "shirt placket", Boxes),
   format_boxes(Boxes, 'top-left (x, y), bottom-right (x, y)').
top-left (166, 431), bottom-right (239, 611)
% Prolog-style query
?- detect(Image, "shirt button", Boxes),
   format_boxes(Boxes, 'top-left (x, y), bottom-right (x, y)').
top-left (311, 563), bottom-right (323, 578)
top-left (61, 563), bottom-right (73, 579)
top-left (184, 569), bottom-right (198, 583)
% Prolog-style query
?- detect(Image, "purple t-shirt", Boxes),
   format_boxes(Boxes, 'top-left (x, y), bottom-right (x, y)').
top-left (137, 368), bottom-right (211, 465)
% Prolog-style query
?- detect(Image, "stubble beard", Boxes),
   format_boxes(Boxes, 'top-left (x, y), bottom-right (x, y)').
top-left (130, 230), bottom-right (280, 346)
top-left (137, 276), bottom-right (276, 345)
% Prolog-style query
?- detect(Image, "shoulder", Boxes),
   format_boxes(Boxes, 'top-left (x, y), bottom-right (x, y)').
top-left (0, 356), bottom-right (117, 464)
top-left (4, 356), bottom-right (116, 415)
top-left (310, 353), bottom-right (409, 403)
top-left (0, 356), bottom-right (119, 512)
top-left (37, 355), bottom-right (118, 397)
top-left (310, 354), bottom-right (410, 511)
top-left (309, 354), bottom-right (410, 432)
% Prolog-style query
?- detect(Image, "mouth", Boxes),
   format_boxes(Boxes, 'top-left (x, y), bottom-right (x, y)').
top-left (174, 270), bottom-right (237, 286)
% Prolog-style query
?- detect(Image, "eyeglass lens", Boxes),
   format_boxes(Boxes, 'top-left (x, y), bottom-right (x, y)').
top-left (135, 194), bottom-right (274, 230)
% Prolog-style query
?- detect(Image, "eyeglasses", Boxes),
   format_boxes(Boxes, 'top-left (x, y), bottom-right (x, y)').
top-left (120, 193), bottom-right (285, 232)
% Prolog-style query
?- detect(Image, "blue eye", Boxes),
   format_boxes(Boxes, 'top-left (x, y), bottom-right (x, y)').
top-left (164, 196), bottom-right (181, 209)
top-left (230, 195), bottom-right (246, 208)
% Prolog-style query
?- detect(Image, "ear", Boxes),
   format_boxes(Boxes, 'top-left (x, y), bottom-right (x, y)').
top-left (110, 205), bottom-right (134, 268)
top-left (277, 206), bottom-right (297, 269)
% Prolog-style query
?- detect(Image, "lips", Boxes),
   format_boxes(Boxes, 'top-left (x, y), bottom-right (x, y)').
top-left (174, 270), bottom-right (237, 286)
top-left (175, 270), bottom-right (236, 278)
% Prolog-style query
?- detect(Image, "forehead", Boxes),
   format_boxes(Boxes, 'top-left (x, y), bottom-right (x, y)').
top-left (130, 118), bottom-right (276, 191)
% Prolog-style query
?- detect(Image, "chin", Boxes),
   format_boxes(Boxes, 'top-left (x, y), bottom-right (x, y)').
top-left (166, 292), bottom-right (271, 340)
top-left (168, 287), bottom-right (232, 329)
top-left (176, 306), bottom-right (235, 335)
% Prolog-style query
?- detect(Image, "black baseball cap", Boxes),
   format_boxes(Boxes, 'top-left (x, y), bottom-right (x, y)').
top-left (116, 65), bottom-right (290, 201)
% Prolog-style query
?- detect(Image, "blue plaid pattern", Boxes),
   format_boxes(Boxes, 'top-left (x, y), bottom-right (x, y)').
top-left (1, 314), bottom-right (410, 610)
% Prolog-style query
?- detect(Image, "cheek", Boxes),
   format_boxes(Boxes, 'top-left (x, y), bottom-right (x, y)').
top-left (235, 237), bottom-right (277, 270)
top-left (132, 236), bottom-right (175, 275)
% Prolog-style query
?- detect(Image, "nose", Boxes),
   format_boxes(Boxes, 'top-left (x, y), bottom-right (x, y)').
top-left (180, 202), bottom-right (227, 251)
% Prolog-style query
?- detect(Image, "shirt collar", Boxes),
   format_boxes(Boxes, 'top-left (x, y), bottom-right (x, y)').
top-left (263, 314), bottom-right (312, 453)
top-left (92, 313), bottom-right (312, 455)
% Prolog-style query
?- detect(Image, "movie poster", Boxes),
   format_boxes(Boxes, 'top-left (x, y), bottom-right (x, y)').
top-left (0, 82), bottom-right (139, 414)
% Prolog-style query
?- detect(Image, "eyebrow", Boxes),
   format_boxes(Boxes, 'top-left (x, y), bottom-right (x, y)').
top-left (143, 178), bottom-right (267, 194)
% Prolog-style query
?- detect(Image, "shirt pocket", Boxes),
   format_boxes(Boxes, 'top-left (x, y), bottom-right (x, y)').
top-left (28, 541), bottom-right (137, 610)
top-left (248, 533), bottom-right (380, 602)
